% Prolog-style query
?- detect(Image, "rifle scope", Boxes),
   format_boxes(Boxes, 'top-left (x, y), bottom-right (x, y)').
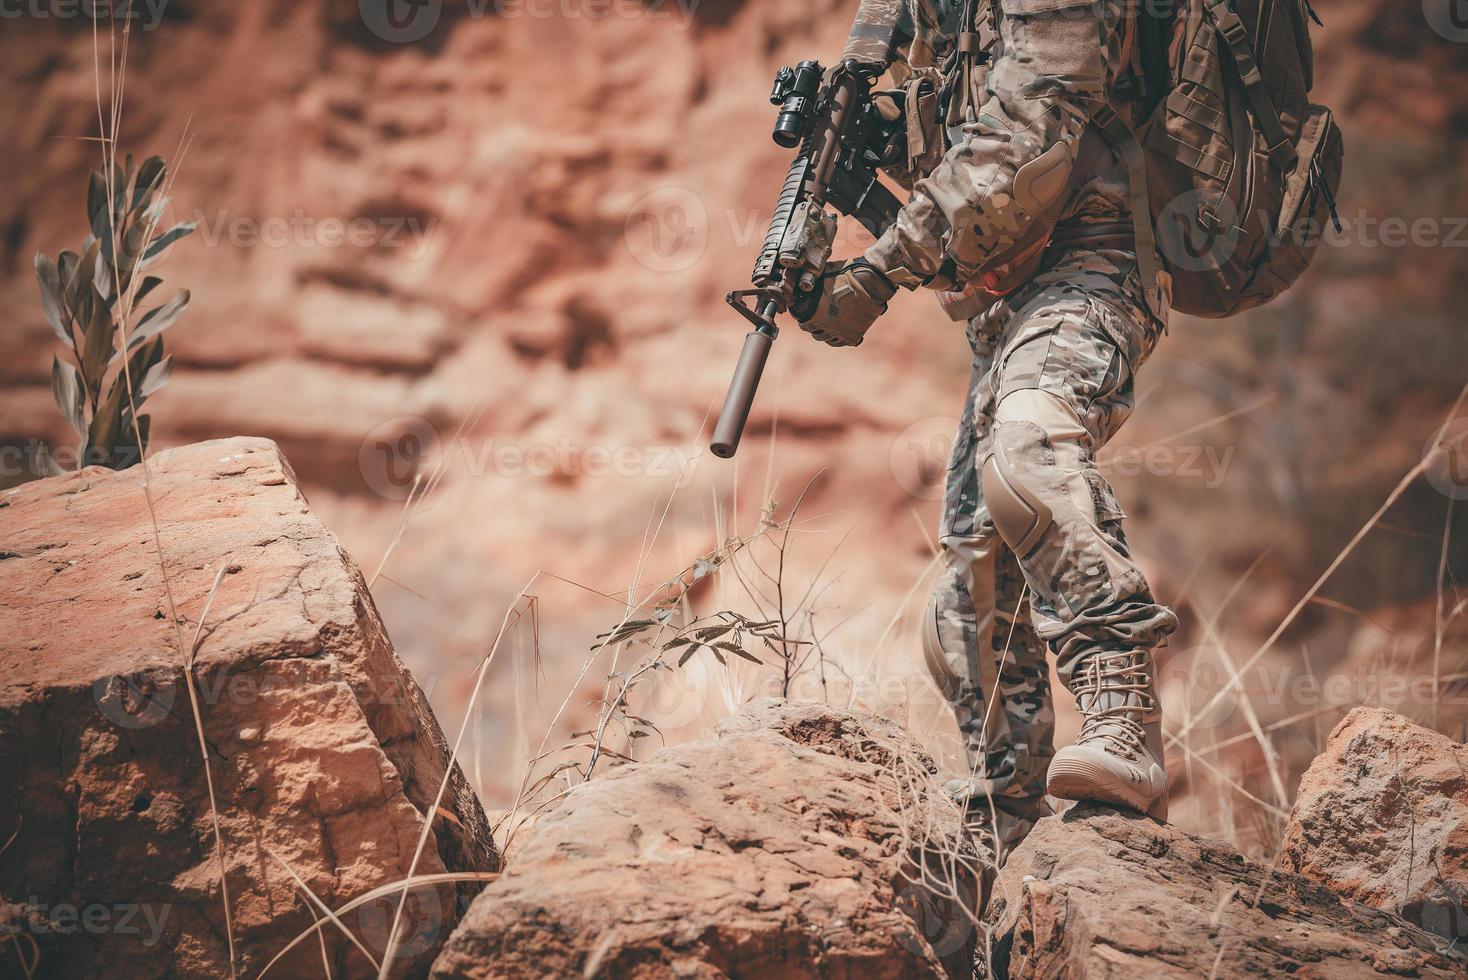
top-left (769, 60), bottom-right (824, 148)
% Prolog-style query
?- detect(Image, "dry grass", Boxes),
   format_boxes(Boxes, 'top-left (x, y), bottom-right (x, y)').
top-left (873, 737), bottom-right (994, 973)
top-left (259, 872), bottom-right (501, 978)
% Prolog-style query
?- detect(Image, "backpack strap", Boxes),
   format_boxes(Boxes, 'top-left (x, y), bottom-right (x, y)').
top-left (1134, 0), bottom-right (1174, 116)
top-left (945, 0), bottom-right (997, 130)
top-left (1091, 102), bottom-right (1167, 322)
top-left (1203, 0), bottom-right (1297, 171)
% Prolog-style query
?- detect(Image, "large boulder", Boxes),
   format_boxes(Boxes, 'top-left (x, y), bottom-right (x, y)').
top-left (0, 438), bottom-right (497, 978)
top-left (1281, 707), bottom-right (1468, 946)
top-left (431, 700), bottom-right (981, 979)
top-left (986, 804), bottom-right (1463, 978)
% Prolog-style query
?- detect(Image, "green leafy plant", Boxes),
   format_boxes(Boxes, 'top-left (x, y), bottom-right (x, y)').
top-left (37, 154), bottom-right (195, 471)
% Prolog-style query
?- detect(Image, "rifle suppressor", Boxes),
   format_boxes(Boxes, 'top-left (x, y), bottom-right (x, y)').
top-left (710, 312), bottom-right (777, 458)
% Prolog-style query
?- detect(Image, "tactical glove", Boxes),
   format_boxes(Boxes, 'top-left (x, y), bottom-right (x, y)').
top-left (793, 259), bottom-right (897, 348)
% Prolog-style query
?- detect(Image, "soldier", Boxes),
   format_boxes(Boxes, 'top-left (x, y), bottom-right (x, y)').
top-left (795, 0), bottom-right (1178, 858)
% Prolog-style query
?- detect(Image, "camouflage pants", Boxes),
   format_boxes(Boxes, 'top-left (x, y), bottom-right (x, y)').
top-left (922, 249), bottom-right (1179, 855)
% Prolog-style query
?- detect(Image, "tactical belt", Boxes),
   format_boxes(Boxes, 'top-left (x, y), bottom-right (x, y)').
top-left (1048, 221), bottom-right (1136, 253)
top-left (935, 221), bottom-right (1140, 322)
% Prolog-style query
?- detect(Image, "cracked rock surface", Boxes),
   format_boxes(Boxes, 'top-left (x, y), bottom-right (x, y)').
top-left (432, 700), bottom-right (978, 979)
top-left (1281, 707), bottom-right (1468, 948)
top-left (0, 437), bottom-right (497, 978)
top-left (987, 803), bottom-right (1464, 978)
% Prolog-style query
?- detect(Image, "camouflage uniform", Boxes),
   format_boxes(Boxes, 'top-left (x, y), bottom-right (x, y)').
top-left (867, 0), bottom-right (1181, 852)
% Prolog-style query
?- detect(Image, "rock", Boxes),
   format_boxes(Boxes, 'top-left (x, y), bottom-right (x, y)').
top-left (1281, 707), bottom-right (1468, 946)
top-left (431, 700), bottom-right (981, 979)
top-left (986, 804), bottom-right (1463, 979)
top-left (0, 438), bottom-right (498, 979)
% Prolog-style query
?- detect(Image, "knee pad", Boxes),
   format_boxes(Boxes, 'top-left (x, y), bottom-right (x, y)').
top-left (985, 390), bottom-right (1086, 555)
top-left (921, 591), bottom-right (962, 700)
top-left (982, 440), bottom-right (1053, 555)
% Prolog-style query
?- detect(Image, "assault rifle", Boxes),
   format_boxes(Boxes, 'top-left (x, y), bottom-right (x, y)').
top-left (709, 57), bottom-right (906, 458)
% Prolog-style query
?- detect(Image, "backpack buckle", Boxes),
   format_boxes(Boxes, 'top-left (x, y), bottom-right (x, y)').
top-left (1219, 17), bottom-right (1249, 49)
top-left (1196, 205), bottom-right (1220, 235)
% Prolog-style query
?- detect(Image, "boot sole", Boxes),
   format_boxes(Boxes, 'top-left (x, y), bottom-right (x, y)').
top-left (1046, 756), bottom-right (1168, 821)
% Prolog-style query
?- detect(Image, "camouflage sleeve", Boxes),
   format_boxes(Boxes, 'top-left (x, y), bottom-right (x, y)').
top-left (864, 0), bottom-right (1124, 290)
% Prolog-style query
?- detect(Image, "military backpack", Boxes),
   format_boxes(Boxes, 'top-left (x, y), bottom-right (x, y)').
top-left (917, 0), bottom-right (1345, 318)
top-left (1132, 0), bottom-right (1344, 317)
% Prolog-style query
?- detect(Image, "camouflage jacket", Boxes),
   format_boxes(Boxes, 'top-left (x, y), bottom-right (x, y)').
top-left (865, 0), bottom-right (1138, 292)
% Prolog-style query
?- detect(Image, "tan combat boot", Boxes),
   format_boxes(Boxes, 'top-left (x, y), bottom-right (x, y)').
top-left (1046, 650), bottom-right (1168, 820)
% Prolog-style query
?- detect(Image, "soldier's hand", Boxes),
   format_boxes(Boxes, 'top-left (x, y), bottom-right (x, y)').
top-left (793, 258), bottom-right (897, 348)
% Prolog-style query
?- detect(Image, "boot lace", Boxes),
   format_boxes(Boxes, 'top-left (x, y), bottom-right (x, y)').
top-left (1073, 651), bottom-right (1157, 761)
